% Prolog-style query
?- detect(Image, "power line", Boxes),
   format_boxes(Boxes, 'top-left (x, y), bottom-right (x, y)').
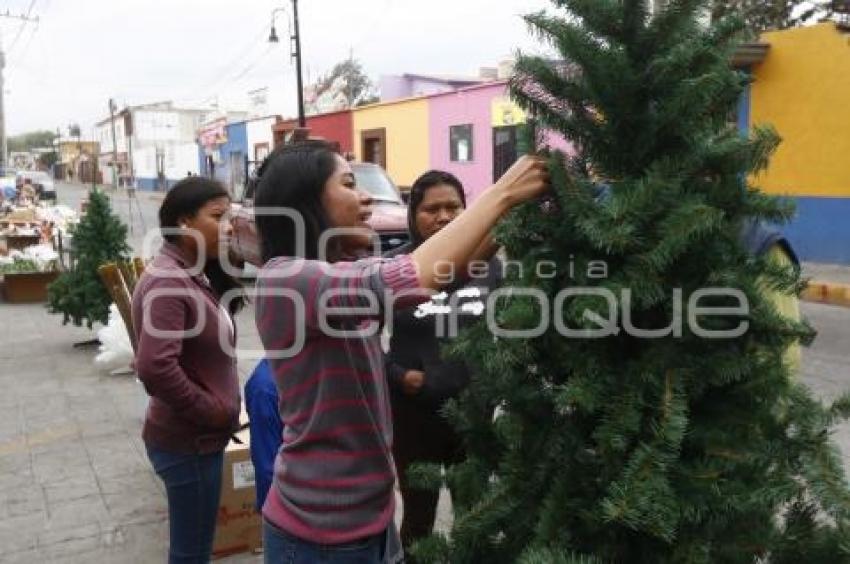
top-left (10, 19), bottom-right (39, 65)
top-left (227, 45), bottom-right (276, 86)
top-left (0, 6), bottom-right (40, 168)
top-left (178, 41), bottom-right (281, 108)
top-left (348, 0), bottom-right (393, 55)
top-left (177, 21), bottom-right (274, 104)
top-left (179, 9), bottom-right (295, 108)
top-left (7, 0), bottom-right (37, 55)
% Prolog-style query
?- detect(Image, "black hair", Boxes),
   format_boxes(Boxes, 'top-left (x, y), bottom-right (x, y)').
top-left (406, 169), bottom-right (467, 246)
top-left (253, 140), bottom-right (339, 262)
top-left (159, 176), bottom-right (244, 315)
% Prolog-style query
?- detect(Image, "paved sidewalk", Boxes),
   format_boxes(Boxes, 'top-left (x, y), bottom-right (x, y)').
top-left (0, 300), bottom-right (265, 563)
top-left (0, 299), bottom-right (445, 562)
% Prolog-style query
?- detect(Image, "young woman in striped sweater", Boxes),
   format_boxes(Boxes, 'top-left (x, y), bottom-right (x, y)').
top-left (252, 141), bottom-right (548, 563)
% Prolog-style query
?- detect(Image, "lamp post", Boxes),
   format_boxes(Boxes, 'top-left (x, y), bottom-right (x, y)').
top-left (269, 1), bottom-right (306, 127)
top-left (55, 127), bottom-right (61, 180)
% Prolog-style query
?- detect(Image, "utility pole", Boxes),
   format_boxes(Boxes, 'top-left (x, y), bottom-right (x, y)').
top-left (269, 2), bottom-right (306, 127)
top-left (0, 50), bottom-right (5, 171)
top-left (108, 99), bottom-right (119, 187)
top-left (125, 110), bottom-right (136, 188)
top-left (292, 0), bottom-right (306, 127)
top-left (0, 11), bottom-right (40, 171)
top-left (55, 127), bottom-right (61, 180)
top-left (69, 123), bottom-right (81, 183)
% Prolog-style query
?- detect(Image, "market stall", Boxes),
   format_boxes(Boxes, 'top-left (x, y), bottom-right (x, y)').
top-left (0, 203), bottom-right (79, 303)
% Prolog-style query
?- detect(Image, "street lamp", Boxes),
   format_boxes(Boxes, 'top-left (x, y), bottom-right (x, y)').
top-left (270, 2), bottom-right (306, 127)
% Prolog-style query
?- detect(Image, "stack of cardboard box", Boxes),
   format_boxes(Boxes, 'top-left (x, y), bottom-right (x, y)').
top-left (212, 429), bottom-right (263, 558)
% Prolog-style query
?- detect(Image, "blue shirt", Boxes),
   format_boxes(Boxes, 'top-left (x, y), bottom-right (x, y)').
top-left (244, 359), bottom-right (283, 511)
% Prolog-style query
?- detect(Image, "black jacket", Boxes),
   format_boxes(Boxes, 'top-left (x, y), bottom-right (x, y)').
top-left (384, 242), bottom-right (502, 409)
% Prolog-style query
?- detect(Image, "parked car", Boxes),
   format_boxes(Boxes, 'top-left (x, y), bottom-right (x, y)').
top-left (17, 170), bottom-right (56, 201)
top-left (0, 174), bottom-right (17, 201)
top-left (230, 162), bottom-right (409, 270)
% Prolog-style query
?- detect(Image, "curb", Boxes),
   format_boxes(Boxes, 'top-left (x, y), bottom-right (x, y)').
top-left (801, 281), bottom-right (850, 308)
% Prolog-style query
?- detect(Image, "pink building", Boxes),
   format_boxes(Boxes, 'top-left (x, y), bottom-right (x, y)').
top-left (428, 81), bottom-right (572, 201)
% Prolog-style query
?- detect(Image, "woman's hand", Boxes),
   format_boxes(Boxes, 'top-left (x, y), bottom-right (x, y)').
top-left (492, 155), bottom-right (550, 210)
top-left (402, 370), bottom-right (425, 395)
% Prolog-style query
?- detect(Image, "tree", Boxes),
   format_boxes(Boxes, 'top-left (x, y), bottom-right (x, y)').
top-left (47, 189), bottom-right (130, 329)
top-left (8, 130), bottom-right (57, 152)
top-left (308, 58), bottom-right (378, 112)
top-left (710, 0), bottom-right (835, 35)
top-left (37, 151), bottom-right (58, 170)
top-left (412, 0), bottom-right (850, 562)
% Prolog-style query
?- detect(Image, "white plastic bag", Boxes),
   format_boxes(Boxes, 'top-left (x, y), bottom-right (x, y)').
top-left (94, 303), bottom-right (134, 373)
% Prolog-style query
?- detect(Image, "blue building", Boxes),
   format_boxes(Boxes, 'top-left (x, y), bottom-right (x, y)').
top-left (198, 120), bottom-right (248, 199)
top-left (198, 115), bottom-right (279, 199)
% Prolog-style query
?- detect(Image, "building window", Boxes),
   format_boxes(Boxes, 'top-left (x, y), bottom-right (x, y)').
top-left (450, 124), bottom-right (473, 162)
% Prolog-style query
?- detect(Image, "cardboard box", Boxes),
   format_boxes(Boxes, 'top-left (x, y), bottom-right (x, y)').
top-left (212, 429), bottom-right (263, 558)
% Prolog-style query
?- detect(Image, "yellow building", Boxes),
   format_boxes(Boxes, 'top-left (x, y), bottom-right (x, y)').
top-left (751, 23), bottom-right (850, 198)
top-left (56, 140), bottom-right (101, 183)
top-left (351, 97), bottom-right (430, 189)
top-left (747, 23), bottom-right (850, 263)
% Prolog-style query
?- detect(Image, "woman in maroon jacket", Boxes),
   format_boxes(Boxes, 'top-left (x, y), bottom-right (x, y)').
top-left (132, 176), bottom-right (244, 563)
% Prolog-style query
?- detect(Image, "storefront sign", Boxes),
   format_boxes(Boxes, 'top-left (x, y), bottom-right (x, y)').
top-left (198, 118), bottom-right (228, 149)
top-left (491, 97), bottom-right (526, 127)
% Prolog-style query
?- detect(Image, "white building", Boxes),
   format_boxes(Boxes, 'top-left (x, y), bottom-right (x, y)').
top-left (96, 101), bottom-right (246, 190)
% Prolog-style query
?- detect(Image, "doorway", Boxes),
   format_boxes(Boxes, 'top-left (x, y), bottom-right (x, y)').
top-left (493, 126), bottom-right (519, 182)
top-left (229, 151), bottom-right (245, 200)
top-left (361, 128), bottom-right (387, 168)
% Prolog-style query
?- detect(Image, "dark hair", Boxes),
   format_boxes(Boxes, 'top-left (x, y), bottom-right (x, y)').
top-left (253, 141), bottom-right (339, 262)
top-left (159, 176), bottom-right (244, 314)
top-left (407, 170), bottom-right (467, 245)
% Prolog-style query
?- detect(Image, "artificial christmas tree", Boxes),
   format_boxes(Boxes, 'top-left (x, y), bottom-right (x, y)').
top-left (47, 189), bottom-right (130, 328)
top-left (412, 0), bottom-right (850, 562)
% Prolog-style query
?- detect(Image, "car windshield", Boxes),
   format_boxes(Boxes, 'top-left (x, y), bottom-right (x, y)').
top-left (352, 165), bottom-right (401, 204)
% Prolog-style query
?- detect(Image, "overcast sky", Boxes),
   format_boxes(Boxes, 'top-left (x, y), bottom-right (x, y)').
top-left (2, 0), bottom-right (554, 137)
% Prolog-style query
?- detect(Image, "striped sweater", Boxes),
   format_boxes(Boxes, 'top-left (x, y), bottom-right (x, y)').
top-left (254, 254), bottom-right (423, 544)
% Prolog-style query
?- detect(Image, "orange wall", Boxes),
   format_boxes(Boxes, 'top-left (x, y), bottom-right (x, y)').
top-left (750, 23), bottom-right (850, 197)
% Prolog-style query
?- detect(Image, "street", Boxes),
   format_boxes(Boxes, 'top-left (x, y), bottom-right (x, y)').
top-left (0, 181), bottom-right (846, 562)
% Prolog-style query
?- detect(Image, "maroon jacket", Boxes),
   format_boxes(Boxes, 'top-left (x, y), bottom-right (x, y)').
top-left (132, 242), bottom-right (240, 454)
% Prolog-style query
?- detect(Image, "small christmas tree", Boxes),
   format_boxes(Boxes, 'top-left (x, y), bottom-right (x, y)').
top-left (413, 0), bottom-right (850, 562)
top-left (48, 189), bottom-right (130, 328)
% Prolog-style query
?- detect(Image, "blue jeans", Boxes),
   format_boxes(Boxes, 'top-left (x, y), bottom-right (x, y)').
top-left (146, 445), bottom-right (224, 564)
top-left (263, 519), bottom-right (387, 563)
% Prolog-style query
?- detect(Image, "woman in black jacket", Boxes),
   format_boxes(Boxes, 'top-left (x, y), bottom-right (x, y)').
top-left (385, 170), bottom-right (502, 553)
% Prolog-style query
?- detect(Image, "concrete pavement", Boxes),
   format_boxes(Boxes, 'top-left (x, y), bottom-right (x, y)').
top-left (0, 182), bottom-right (263, 562)
top-left (0, 297), bottom-right (267, 563)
